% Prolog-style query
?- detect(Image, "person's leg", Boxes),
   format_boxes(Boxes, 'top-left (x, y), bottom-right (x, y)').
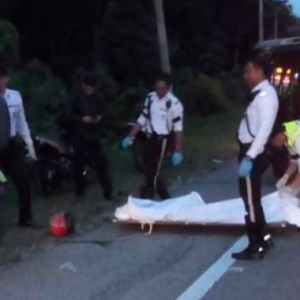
top-left (233, 149), bottom-right (272, 260)
top-left (140, 137), bottom-right (168, 199)
top-left (3, 150), bottom-right (33, 225)
top-left (253, 150), bottom-right (273, 246)
top-left (91, 141), bottom-right (113, 200)
top-left (156, 177), bottom-right (170, 200)
top-left (73, 141), bottom-right (87, 197)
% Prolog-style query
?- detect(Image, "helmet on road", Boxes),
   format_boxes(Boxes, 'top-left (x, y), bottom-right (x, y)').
top-left (50, 212), bottom-right (75, 237)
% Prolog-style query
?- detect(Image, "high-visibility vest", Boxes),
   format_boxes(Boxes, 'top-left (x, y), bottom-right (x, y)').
top-left (283, 120), bottom-right (300, 149)
top-left (0, 170), bottom-right (7, 183)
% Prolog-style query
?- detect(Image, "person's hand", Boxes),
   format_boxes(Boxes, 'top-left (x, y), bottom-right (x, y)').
top-left (82, 116), bottom-right (93, 124)
top-left (92, 115), bottom-right (102, 123)
top-left (276, 174), bottom-right (289, 190)
top-left (121, 136), bottom-right (134, 149)
top-left (0, 169), bottom-right (7, 183)
top-left (171, 152), bottom-right (183, 166)
top-left (27, 144), bottom-right (37, 161)
top-left (238, 157), bottom-right (253, 178)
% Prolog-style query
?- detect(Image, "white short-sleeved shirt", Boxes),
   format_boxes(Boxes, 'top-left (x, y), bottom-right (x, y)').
top-left (238, 80), bottom-right (279, 159)
top-left (3, 88), bottom-right (33, 148)
top-left (137, 92), bottom-right (184, 135)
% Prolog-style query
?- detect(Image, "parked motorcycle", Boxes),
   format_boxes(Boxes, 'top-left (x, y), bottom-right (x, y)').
top-left (33, 136), bottom-right (90, 196)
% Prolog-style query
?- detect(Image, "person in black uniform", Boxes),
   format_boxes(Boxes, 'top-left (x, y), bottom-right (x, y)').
top-left (232, 57), bottom-right (279, 260)
top-left (69, 73), bottom-right (113, 200)
top-left (122, 74), bottom-right (184, 200)
top-left (0, 66), bottom-right (39, 228)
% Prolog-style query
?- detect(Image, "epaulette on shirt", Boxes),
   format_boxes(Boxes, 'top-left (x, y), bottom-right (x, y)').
top-left (7, 89), bottom-right (21, 97)
top-left (258, 91), bottom-right (268, 97)
top-left (5, 89), bottom-right (22, 107)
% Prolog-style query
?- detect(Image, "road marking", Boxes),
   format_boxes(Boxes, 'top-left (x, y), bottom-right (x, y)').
top-left (175, 235), bottom-right (247, 300)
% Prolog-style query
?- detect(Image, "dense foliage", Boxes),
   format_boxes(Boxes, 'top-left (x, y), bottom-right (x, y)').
top-left (0, 0), bottom-right (299, 135)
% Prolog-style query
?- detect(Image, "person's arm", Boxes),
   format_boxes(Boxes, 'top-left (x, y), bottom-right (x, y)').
top-left (15, 93), bottom-right (36, 160)
top-left (246, 91), bottom-right (278, 159)
top-left (68, 97), bottom-right (90, 123)
top-left (129, 95), bottom-right (152, 138)
top-left (289, 173), bottom-right (300, 190)
top-left (287, 140), bottom-right (300, 189)
top-left (285, 162), bottom-right (298, 178)
top-left (128, 123), bottom-right (143, 138)
top-left (172, 100), bottom-right (184, 153)
top-left (121, 96), bottom-right (150, 149)
top-left (174, 131), bottom-right (183, 153)
top-left (92, 93), bottom-right (107, 124)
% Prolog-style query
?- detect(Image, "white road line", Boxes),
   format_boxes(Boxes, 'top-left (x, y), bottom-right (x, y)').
top-left (175, 235), bottom-right (247, 300)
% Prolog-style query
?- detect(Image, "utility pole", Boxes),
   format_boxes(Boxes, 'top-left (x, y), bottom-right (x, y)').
top-left (273, 0), bottom-right (286, 39)
top-left (274, 5), bottom-right (279, 38)
top-left (259, 0), bottom-right (264, 42)
top-left (154, 0), bottom-right (171, 74)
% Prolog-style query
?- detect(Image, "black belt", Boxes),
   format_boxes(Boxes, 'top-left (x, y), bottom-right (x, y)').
top-left (238, 141), bottom-right (251, 151)
top-left (145, 133), bottom-right (169, 140)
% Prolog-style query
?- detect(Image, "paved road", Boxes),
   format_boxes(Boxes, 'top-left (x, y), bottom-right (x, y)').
top-left (0, 160), bottom-right (299, 300)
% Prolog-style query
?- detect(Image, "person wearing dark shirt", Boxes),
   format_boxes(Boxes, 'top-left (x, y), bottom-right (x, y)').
top-left (70, 73), bottom-right (113, 201)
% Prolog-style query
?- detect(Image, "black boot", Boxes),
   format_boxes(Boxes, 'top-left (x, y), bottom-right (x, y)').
top-left (263, 232), bottom-right (274, 250)
top-left (231, 243), bottom-right (265, 260)
top-left (261, 218), bottom-right (274, 250)
top-left (232, 216), bottom-right (266, 260)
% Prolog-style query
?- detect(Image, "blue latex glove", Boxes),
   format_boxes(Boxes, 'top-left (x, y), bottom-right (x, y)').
top-left (121, 136), bottom-right (134, 149)
top-left (172, 152), bottom-right (183, 166)
top-left (239, 157), bottom-right (253, 178)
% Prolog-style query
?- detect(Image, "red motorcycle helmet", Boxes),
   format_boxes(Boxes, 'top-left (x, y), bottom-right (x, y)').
top-left (50, 212), bottom-right (75, 237)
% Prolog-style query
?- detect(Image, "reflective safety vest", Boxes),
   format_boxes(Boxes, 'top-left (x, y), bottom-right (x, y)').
top-left (0, 170), bottom-right (7, 183)
top-left (283, 120), bottom-right (300, 149)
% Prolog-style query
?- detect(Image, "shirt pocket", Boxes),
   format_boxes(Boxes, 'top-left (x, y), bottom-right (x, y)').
top-left (159, 108), bottom-right (168, 121)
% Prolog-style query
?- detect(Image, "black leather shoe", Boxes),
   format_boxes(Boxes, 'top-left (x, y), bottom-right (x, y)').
top-left (231, 244), bottom-right (265, 260)
top-left (19, 219), bottom-right (42, 229)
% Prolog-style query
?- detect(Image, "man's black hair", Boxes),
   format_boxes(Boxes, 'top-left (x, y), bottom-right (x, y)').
top-left (270, 123), bottom-right (285, 138)
top-left (0, 65), bottom-right (9, 78)
top-left (155, 72), bottom-right (172, 86)
top-left (248, 56), bottom-right (273, 79)
top-left (81, 72), bottom-right (97, 87)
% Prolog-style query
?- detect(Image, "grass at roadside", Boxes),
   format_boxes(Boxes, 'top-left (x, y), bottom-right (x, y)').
top-left (179, 107), bottom-right (243, 176)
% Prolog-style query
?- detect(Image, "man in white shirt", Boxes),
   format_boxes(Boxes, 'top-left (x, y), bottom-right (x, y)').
top-left (232, 57), bottom-right (279, 260)
top-left (0, 66), bottom-right (38, 228)
top-left (122, 73), bottom-right (184, 199)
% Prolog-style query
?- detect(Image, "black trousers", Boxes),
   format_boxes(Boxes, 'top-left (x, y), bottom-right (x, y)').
top-left (140, 136), bottom-right (170, 200)
top-left (0, 142), bottom-right (32, 223)
top-left (73, 138), bottom-right (112, 200)
top-left (238, 142), bottom-right (272, 244)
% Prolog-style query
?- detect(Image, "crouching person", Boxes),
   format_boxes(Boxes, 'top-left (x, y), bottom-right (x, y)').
top-left (272, 121), bottom-right (300, 200)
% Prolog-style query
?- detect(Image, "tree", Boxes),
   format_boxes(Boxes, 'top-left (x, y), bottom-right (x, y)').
top-left (0, 19), bottom-right (19, 65)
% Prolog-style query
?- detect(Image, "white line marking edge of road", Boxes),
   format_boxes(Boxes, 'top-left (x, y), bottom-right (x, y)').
top-left (175, 235), bottom-right (247, 300)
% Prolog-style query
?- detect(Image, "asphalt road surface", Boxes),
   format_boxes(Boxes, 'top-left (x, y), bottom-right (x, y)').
top-left (1, 160), bottom-right (299, 300)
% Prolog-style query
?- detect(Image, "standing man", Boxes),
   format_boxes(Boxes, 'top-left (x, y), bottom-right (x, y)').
top-left (0, 66), bottom-right (38, 228)
top-left (69, 72), bottom-right (113, 201)
top-left (122, 73), bottom-right (184, 200)
top-left (232, 57), bottom-right (279, 260)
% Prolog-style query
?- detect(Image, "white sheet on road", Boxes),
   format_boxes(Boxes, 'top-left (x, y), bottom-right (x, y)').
top-left (115, 191), bottom-right (300, 227)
